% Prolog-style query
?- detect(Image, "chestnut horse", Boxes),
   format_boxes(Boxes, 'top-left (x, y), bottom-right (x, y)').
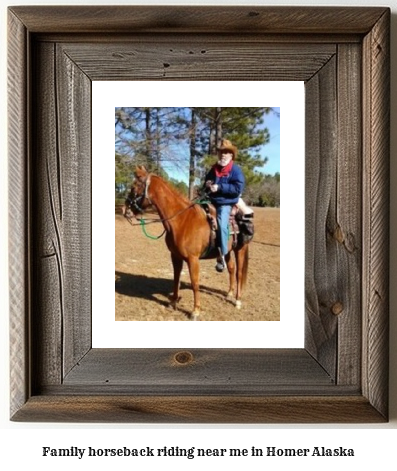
top-left (124, 166), bottom-right (250, 320)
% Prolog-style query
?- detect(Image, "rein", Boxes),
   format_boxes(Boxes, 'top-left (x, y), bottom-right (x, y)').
top-left (138, 218), bottom-right (166, 240)
top-left (125, 174), bottom-right (206, 239)
top-left (125, 202), bottom-right (198, 227)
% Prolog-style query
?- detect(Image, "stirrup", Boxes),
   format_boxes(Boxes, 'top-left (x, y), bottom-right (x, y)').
top-left (215, 256), bottom-right (226, 273)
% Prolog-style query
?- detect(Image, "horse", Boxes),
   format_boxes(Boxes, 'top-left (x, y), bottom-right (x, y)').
top-left (123, 166), bottom-right (251, 321)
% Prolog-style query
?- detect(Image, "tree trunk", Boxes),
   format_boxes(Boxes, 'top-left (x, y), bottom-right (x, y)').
top-left (215, 107), bottom-right (223, 148)
top-left (144, 107), bottom-right (152, 168)
top-left (155, 108), bottom-right (161, 172)
top-left (189, 108), bottom-right (197, 199)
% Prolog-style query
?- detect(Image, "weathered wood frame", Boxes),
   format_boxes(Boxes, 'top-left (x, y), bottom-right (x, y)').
top-left (8, 6), bottom-right (390, 423)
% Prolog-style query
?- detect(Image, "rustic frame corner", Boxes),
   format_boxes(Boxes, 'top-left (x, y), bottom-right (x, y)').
top-left (8, 6), bottom-right (390, 423)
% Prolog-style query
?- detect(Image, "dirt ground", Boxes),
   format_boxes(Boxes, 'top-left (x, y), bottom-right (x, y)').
top-left (115, 207), bottom-right (280, 321)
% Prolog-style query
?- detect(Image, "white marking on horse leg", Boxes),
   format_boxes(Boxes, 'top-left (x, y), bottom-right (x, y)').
top-left (226, 291), bottom-right (234, 302)
top-left (190, 309), bottom-right (200, 321)
top-left (235, 300), bottom-right (242, 310)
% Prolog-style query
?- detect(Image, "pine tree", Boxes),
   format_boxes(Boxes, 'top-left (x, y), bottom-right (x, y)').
top-left (115, 107), bottom-right (277, 202)
top-left (198, 107), bottom-right (272, 186)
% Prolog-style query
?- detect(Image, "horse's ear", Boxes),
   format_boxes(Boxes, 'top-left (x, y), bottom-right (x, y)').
top-left (134, 165), bottom-right (148, 180)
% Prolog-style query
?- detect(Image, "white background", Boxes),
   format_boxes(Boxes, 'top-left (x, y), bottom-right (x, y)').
top-left (1, 0), bottom-right (396, 469)
top-left (93, 81), bottom-right (304, 348)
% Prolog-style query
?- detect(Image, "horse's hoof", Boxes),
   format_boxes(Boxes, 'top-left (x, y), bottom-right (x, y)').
top-left (226, 292), bottom-right (234, 302)
top-left (190, 311), bottom-right (200, 321)
top-left (235, 300), bottom-right (242, 310)
top-left (168, 295), bottom-right (181, 310)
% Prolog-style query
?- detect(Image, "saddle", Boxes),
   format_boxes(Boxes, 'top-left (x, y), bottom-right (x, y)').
top-left (200, 203), bottom-right (254, 259)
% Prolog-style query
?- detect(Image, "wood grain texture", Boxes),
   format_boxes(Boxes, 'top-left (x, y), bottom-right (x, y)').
top-left (8, 10), bottom-right (30, 419)
top-left (55, 44), bottom-right (92, 377)
top-left (32, 42), bottom-right (63, 387)
top-left (304, 56), bottom-right (338, 377)
top-left (62, 349), bottom-right (334, 392)
top-left (59, 42), bottom-right (335, 82)
top-left (304, 43), bottom-right (363, 386)
top-left (9, 6), bottom-right (387, 34)
top-left (34, 33), bottom-right (363, 45)
top-left (335, 44), bottom-right (362, 386)
top-left (31, 42), bottom-right (92, 387)
top-left (362, 9), bottom-right (390, 419)
top-left (11, 396), bottom-right (385, 424)
top-left (8, 6), bottom-right (390, 423)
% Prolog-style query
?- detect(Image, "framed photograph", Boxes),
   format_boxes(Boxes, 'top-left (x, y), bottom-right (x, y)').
top-left (8, 6), bottom-right (390, 423)
top-left (96, 83), bottom-right (303, 348)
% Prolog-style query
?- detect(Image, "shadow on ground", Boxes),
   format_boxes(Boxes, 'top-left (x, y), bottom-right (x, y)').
top-left (115, 270), bottom-right (232, 310)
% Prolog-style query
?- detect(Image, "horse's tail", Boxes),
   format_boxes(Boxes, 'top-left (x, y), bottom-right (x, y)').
top-left (241, 245), bottom-right (249, 289)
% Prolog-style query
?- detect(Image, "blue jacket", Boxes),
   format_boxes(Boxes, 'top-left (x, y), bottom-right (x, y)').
top-left (205, 163), bottom-right (245, 206)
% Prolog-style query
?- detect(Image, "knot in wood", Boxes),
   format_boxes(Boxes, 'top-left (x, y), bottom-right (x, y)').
top-left (331, 302), bottom-right (344, 316)
top-left (333, 225), bottom-right (344, 244)
top-left (174, 351), bottom-right (194, 365)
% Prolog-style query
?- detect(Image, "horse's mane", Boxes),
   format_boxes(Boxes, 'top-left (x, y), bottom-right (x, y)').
top-left (151, 174), bottom-right (192, 205)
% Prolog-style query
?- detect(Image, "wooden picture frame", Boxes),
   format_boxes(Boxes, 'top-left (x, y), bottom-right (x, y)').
top-left (8, 6), bottom-right (390, 423)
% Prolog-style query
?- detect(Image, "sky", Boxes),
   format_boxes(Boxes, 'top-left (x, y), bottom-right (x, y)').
top-left (166, 107), bottom-right (280, 184)
top-left (261, 107), bottom-right (280, 175)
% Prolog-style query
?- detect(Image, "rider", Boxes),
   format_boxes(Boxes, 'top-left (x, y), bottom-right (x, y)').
top-left (205, 139), bottom-right (245, 272)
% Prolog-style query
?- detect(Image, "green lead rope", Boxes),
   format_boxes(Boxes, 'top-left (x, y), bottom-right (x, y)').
top-left (137, 195), bottom-right (206, 240)
top-left (139, 218), bottom-right (166, 240)
top-left (138, 197), bottom-right (230, 243)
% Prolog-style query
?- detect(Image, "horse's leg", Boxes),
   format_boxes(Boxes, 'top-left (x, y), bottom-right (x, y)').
top-left (187, 255), bottom-right (200, 321)
top-left (170, 253), bottom-right (183, 309)
top-left (225, 251), bottom-right (236, 302)
top-left (235, 245), bottom-right (248, 310)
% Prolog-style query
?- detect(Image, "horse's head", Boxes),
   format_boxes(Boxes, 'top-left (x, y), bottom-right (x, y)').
top-left (124, 166), bottom-right (152, 218)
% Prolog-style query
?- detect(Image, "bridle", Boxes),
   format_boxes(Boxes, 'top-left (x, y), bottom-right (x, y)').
top-left (124, 173), bottom-right (200, 230)
top-left (125, 174), bottom-right (152, 216)
top-left (123, 174), bottom-right (168, 238)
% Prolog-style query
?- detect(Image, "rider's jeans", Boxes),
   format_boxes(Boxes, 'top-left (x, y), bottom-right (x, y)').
top-left (215, 204), bottom-right (232, 256)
